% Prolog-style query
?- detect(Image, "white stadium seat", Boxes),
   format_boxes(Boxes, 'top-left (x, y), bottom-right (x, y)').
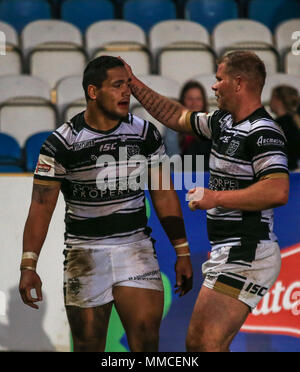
top-left (159, 49), bottom-right (215, 85)
top-left (0, 21), bottom-right (22, 75)
top-left (149, 20), bottom-right (215, 81)
top-left (149, 20), bottom-right (211, 59)
top-left (86, 20), bottom-right (150, 75)
top-left (0, 75), bottom-right (56, 146)
top-left (22, 20), bottom-right (86, 88)
top-left (55, 75), bottom-right (85, 122)
top-left (213, 19), bottom-right (279, 74)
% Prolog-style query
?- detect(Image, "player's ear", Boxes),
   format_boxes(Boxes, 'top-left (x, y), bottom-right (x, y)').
top-left (235, 76), bottom-right (242, 92)
top-left (87, 84), bottom-right (98, 100)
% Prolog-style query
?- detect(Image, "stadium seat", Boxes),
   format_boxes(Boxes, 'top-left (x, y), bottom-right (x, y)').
top-left (275, 19), bottom-right (300, 56)
top-left (61, 0), bottom-right (114, 33)
top-left (213, 20), bottom-right (274, 55)
top-left (86, 20), bottom-right (151, 75)
top-left (149, 20), bottom-right (213, 72)
top-left (185, 0), bottom-right (238, 33)
top-left (22, 20), bottom-right (86, 89)
top-left (248, 0), bottom-right (300, 32)
top-left (0, 133), bottom-right (22, 167)
top-left (150, 20), bottom-right (215, 79)
top-left (55, 75), bottom-right (85, 121)
top-left (0, 165), bottom-right (23, 173)
top-left (24, 131), bottom-right (53, 172)
top-left (0, 21), bottom-right (22, 75)
top-left (0, 75), bottom-right (57, 146)
top-left (123, 0), bottom-right (177, 33)
top-left (159, 48), bottom-right (215, 84)
top-left (64, 99), bottom-right (87, 121)
top-left (213, 20), bottom-right (279, 74)
top-left (262, 73), bottom-right (300, 104)
top-left (0, 0), bottom-right (51, 33)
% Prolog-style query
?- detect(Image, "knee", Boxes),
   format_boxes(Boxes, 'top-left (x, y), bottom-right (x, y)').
top-left (134, 318), bottom-right (160, 339)
top-left (71, 325), bottom-right (107, 352)
top-left (127, 318), bottom-right (160, 351)
top-left (186, 327), bottom-right (228, 352)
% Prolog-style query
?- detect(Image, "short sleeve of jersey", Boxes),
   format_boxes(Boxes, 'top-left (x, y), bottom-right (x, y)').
top-left (247, 121), bottom-right (289, 179)
top-left (143, 121), bottom-right (167, 167)
top-left (189, 110), bottom-right (228, 141)
top-left (34, 131), bottom-right (67, 183)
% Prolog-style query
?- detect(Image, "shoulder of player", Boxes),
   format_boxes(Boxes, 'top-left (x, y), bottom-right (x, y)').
top-left (248, 117), bottom-right (286, 138)
top-left (128, 113), bottom-right (160, 140)
top-left (47, 112), bottom-right (85, 151)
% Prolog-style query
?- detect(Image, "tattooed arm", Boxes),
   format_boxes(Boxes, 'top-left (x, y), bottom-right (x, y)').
top-left (19, 181), bottom-right (60, 309)
top-left (121, 58), bottom-right (194, 134)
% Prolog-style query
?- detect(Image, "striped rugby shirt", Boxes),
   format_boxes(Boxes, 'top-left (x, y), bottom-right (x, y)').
top-left (188, 107), bottom-right (289, 260)
top-left (34, 111), bottom-right (166, 246)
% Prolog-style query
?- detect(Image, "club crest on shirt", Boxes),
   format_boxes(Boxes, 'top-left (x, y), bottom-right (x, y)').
top-left (226, 139), bottom-right (240, 156)
top-left (126, 144), bottom-right (140, 159)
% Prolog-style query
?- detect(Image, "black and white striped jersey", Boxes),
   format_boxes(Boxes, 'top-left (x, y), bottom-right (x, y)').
top-left (189, 107), bottom-right (289, 253)
top-left (34, 111), bottom-right (166, 246)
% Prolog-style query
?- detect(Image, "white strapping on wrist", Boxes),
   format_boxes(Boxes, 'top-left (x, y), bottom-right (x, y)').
top-left (174, 241), bottom-right (189, 250)
top-left (22, 252), bottom-right (38, 261)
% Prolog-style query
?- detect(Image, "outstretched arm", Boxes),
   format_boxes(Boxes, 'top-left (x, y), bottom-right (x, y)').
top-left (121, 58), bottom-right (193, 134)
top-left (19, 181), bottom-right (61, 309)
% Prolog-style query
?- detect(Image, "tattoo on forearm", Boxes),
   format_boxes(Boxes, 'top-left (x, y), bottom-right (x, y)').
top-left (130, 84), bottom-right (182, 126)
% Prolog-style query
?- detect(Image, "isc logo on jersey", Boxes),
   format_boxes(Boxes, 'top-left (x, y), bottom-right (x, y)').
top-left (241, 244), bottom-right (300, 338)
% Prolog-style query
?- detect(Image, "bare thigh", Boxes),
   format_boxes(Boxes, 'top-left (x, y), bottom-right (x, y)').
top-left (186, 286), bottom-right (250, 352)
top-left (66, 302), bottom-right (113, 352)
top-left (113, 286), bottom-right (164, 352)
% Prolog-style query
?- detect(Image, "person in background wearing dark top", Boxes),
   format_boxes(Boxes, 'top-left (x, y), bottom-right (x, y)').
top-left (270, 85), bottom-right (300, 170)
top-left (179, 81), bottom-right (212, 172)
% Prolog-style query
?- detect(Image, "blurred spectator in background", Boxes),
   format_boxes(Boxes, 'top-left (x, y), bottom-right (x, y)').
top-left (179, 81), bottom-right (211, 171)
top-left (270, 85), bottom-right (300, 171)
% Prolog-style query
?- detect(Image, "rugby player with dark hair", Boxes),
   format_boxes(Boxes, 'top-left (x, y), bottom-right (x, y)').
top-left (19, 56), bottom-right (193, 352)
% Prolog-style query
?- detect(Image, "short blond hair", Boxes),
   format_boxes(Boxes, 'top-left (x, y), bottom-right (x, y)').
top-left (218, 51), bottom-right (266, 93)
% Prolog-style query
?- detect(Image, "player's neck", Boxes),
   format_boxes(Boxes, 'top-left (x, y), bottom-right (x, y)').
top-left (84, 107), bottom-right (121, 132)
top-left (231, 98), bottom-right (262, 123)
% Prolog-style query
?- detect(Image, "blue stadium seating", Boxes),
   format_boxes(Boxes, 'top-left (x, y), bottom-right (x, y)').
top-left (248, 0), bottom-right (300, 32)
top-left (61, 0), bottom-right (114, 33)
top-left (24, 131), bottom-right (52, 172)
top-left (123, 0), bottom-right (177, 33)
top-left (0, 133), bottom-right (22, 168)
top-left (185, 0), bottom-right (238, 33)
top-left (0, 133), bottom-right (21, 162)
top-left (0, 0), bottom-right (51, 33)
top-left (0, 165), bottom-right (23, 173)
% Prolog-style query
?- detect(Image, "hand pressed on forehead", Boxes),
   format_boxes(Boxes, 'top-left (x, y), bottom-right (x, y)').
top-left (118, 56), bottom-right (133, 79)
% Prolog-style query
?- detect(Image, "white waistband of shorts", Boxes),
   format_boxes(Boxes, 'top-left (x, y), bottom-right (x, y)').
top-left (65, 236), bottom-right (153, 250)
